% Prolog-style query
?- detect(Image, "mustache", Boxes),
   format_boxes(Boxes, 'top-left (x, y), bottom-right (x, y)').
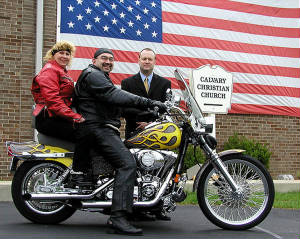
top-left (102, 63), bottom-right (112, 67)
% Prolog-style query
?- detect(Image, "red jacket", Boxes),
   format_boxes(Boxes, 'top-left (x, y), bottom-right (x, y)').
top-left (31, 60), bottom-right (82, 121)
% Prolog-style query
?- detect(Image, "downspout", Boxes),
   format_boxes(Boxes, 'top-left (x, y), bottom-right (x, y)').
top-left (34, 0), bottom-right (43, 141)
top-left (35, 0), bottom-right (43, 75)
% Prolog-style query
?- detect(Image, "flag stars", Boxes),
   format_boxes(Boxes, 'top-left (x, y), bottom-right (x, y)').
top-left (67, 21), bottom-right (75, 28)
top-left (94, 16), bottom-right (101, 22)
top-left (120, 27), bottom-right (126, 34)
top-left (136, 14), bottom-right (141, 21)
top-left (111, 3), bottom-right (117, 9)
top-left (143, 8), bottom-right (149, 14)
top-left (63, 0), bottom-right (161, 42)
top-left (103, 9), bottom-right (109, 16)
top-left (120, 12), bottom-right (125, 18)
top-left (77, 14), bottom-right (83, 20)
top-left (127, 5), bottom-right (133, 12)
top-left (67, 5), bottom-right (74, 12)
top-left (128, 20), bottom-right (134, 27)
top-left (85, 7), bottom-right (92, 14)
top-left (103, 25), bottom-right (109, 31)
top-left (136, 29), bottom-right (142, 36)
top-left (151, 1), bottom-right (156, 7)
top-left (85, 23), bottom-right (92, 30)
top-left (112, 18), bottom-right (118, 25)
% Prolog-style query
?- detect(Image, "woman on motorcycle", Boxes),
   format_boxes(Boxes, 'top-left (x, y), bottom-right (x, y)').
top-left (31, 41), bottom-right (85, 141)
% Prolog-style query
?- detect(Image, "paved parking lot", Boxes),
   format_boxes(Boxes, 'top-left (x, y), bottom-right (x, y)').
top-left (0, 202), bottom-right (299, 239)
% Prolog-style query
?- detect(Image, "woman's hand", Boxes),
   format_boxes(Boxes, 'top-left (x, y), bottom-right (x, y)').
top-left (74, 116), bottom-right (85, 123)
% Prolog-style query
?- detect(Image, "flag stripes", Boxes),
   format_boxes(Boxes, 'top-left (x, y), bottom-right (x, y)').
top-left (59, 0), bottom-right (300, 117)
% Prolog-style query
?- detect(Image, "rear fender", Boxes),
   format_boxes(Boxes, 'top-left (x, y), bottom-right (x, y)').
top-left (192, 149), bottom-right (245, 191)
top-left (10, 156), bottom-right (72, 172)
top-left (9, 143), bottom-right (73, 172)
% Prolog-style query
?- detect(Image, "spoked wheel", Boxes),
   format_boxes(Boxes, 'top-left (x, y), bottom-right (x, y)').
top-left (197, 154), bottom-right (274, 230)
top-left (12, 161), bottom-right (76, 224)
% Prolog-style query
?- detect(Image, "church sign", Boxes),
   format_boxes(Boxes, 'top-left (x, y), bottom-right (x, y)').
top-left (191, 65), bottom-right (233, 114)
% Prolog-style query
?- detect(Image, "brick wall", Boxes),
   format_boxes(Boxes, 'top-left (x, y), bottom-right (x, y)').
top-left (0, 1), bottom-right (299, 180)
top-left (216, 114), bottom-right (300, 178)
top-left (0, 0), bottom-right (57, 180)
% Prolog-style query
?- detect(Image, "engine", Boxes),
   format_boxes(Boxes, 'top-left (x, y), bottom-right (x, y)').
top-left (131, 149), bottom-right (177, 201)
top-left (98, 149), bottom-right (177, 203)
top-left (135, 149), bottom-right (165, 171)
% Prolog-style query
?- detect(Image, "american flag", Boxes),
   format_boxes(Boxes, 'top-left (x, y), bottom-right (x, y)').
top-left (58, 0), bottom-right (300, 117)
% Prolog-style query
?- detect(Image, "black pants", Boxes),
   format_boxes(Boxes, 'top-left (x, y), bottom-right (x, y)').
top-left (35, 110), bottom-right (90, 173)
top-left (76, 123), bottom-right (137, 213)
top-left (35, 110), bottom-right (76, 142)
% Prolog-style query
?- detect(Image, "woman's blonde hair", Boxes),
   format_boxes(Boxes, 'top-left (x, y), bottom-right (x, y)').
top-left (44, 41), bottom-right (76, 65)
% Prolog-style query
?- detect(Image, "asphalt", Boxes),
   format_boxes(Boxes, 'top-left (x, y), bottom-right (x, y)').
top-left (0, 202), bottom-right (299, 239)
top-left (1, 180), bottom-right (299, 201)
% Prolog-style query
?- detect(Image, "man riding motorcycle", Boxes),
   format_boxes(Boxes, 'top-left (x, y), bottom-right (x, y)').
top-left (72, 48), bottom-right (166, 235)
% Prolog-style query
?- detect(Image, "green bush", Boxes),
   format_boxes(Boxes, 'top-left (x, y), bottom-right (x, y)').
top-left (182, 145), bottom-right (206, 171)
top-left (223, 133), bottom-right (271, 168)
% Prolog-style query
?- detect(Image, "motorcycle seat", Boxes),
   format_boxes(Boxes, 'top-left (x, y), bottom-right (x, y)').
top-left (37, 132), bottom-right (75, 152)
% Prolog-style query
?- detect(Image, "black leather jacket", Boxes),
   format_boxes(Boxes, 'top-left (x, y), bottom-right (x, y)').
top-left (74, 64), bottom-right (150, 128)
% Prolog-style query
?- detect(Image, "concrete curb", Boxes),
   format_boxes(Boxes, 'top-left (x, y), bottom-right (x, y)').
top-left (1, 180), bottom-right (299, 202)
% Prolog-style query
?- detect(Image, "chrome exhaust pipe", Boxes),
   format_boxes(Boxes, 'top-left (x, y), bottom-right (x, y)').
top-left (24, 168), bottom-right (174, 209)
top-left (80, 168), bottom-right (174, 209)
top-left (24, 179), bottom-right (114, 200)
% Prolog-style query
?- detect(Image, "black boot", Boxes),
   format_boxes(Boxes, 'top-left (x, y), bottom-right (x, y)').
top-left (129, 211), bottom-right (156, 221)
top-left (155, 211), bottom-right (171, 221)
top-left (107, 211), bottom-right (143, 236)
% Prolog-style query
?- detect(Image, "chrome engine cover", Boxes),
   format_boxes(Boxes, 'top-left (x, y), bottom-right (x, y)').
top-left (135, 149), bottom-right (165, 171)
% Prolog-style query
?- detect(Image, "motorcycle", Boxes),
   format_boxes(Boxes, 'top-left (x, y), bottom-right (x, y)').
top-left (6, 69), bottom-right (274, 230)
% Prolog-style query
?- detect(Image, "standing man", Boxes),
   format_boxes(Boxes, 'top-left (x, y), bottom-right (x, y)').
top-left (73, 48), bottom-right (166, 235)
top-left (121, 48), bottom-right (171, 139)
top-left (121, 48), bottom-right (172, 221)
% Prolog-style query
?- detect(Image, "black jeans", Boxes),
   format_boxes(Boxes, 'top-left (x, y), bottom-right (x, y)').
top-left (35, 110), bottom-right (76, 142)
top-left (35, 110), bottom-right (90, 173)
top-left (76, 123), bottom-right (137, 213)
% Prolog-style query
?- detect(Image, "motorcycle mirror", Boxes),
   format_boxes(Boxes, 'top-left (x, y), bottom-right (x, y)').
top-left (205, 124), bottom-right (213, 133)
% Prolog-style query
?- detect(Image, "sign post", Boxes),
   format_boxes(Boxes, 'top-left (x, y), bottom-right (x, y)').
top-left (190, 65), bottom-right (233, 137)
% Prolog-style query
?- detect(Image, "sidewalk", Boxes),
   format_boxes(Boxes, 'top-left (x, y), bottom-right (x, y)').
top-left (1, 180), bottom-right (299, 202)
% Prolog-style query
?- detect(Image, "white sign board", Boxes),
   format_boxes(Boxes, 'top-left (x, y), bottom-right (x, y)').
top-left (191, 65), bottom-right (233, 114)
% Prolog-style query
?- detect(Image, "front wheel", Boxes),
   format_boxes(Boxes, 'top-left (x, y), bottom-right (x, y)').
top-left (11, 161), bottom-right (76, 224)
top-left (197, 154), bottom-right (274, 230)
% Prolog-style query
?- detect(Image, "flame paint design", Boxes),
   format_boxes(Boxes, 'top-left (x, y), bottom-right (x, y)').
top-left (126, 123), bottom-right (182, 150)
top-left (10, 142), bottom-right (72, 167)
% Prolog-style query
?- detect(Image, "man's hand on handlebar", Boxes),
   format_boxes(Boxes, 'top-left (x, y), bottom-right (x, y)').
top-left (148, 100), bottom-right (167, 113)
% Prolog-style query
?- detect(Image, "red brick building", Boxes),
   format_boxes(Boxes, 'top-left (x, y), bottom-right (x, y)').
top-left (0, 0), bottom-right (299, 180)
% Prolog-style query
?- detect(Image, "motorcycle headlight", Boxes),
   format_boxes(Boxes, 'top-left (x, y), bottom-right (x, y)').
top-left (204, 135), bottom-right (217, 150)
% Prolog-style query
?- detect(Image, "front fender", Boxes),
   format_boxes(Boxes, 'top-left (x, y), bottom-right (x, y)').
top-left (192, 149), bottom-right (245, 192)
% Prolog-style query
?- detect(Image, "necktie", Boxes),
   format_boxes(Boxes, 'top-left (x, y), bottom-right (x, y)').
top-left (144, 77), bottom-right (149, 93)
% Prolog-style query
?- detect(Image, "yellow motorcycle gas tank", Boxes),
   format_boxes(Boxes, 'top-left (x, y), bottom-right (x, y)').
top-left (125, 122), bottom-right (182, 150)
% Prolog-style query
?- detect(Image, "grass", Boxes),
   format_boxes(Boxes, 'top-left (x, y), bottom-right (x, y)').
top-left (179, 191), bottom-right (300, 209)
top-left (273, 192), bottom-right (300, 209)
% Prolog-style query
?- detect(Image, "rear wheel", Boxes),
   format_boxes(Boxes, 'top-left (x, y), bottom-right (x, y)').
top-left (197, 154), bottom-right (274, 230)
top-left (12, 161), bottom-right (76, 224)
